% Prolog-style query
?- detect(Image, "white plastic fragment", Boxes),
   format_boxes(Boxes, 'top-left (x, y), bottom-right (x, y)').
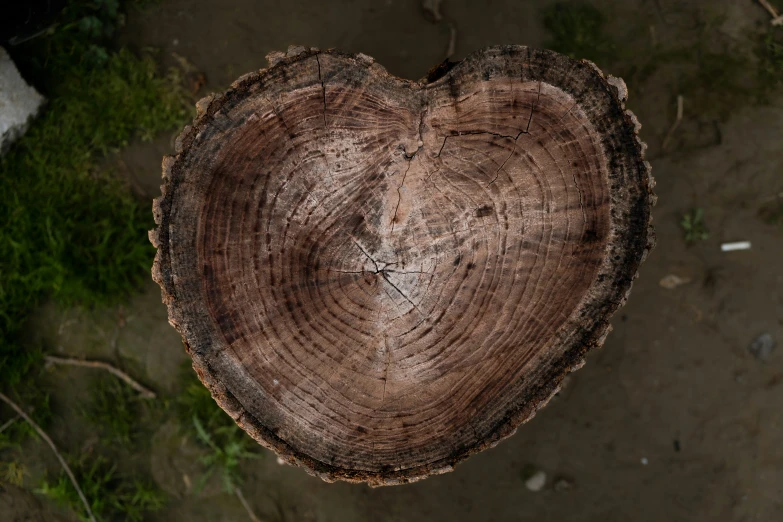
top-left (721, 241), bottom-right (751, 252)
top-left (0, 46), bottom-right (46, 155)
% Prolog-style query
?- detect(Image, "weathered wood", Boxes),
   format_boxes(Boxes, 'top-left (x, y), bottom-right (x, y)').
top-left (151, 45), bottom-right (655, 486)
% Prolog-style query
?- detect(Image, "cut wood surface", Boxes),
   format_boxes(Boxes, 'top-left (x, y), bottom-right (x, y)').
top-left (151, 45), bottom-right (655, 486)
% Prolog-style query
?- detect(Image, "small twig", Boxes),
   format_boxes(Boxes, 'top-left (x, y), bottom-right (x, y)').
top-left (662, 95), bottom-right (684, 151)
top-left (0, 392), bottom-right (96, 522)
top-left (421, 0), bottom-right (443, 22)
top-left (234, 486), bottom-right (263, 522)
top-left (756, 0), bottom-right (783, 25)
top-left (44, 355), bottom-right (156, 399)
top-left (0, 415), bottom-right (20, 434)
top-left (446, 22), bottom-right (457, 58)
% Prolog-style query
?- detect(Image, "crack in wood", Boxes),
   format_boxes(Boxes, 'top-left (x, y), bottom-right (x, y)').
top-left (315, 53), bottom-right (327, 128)
top-left (488, 81), bottom-right (541, 186)
top-left (390, 159), bottom-right (413, 233)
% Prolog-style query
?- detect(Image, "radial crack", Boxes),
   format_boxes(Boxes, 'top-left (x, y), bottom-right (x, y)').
top-left (572, 169), bottom-right (588, 226)
top-left (489, 147), bottom-right (516, 186)
top-left (315, 54), bottom-right (327, 128)
top-left (381, 335), bottom-right (391, 402)
top-left (525, 81), bottom-right (542, 133)
top-left (390, 159), bottom-right (413, 232)
top-left (379, 271), bottom-right (422, 313)
top-left (350, 237), bottom-right (380, 272)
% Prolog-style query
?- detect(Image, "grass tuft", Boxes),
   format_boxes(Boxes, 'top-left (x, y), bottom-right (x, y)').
top-left (1, 461), bottom-right (26, 486)
top-left (177, 366), bottom-right (261, 493)
top-left (81, 376), bottom-right (147, 447)
top-left (38, 454), bottom-right (166, 522)
top-left (680, 208), bottom-right (709, 244)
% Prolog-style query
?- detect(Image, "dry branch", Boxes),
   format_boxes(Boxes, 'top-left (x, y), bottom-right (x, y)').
top-left (44, 355), bottom-right (156, 399)
top-left (0, 392), bottom-right (96, 522)
top-left (757, 0), bottom-right (783, 25)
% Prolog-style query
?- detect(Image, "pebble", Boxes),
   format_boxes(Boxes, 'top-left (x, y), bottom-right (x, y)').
top-left (659, 274), bottom-right (691, 289)
top-left (749, 333), bottom-right (776, 362)
top-left (524, 470), bottom-right (547, 492)
top-left (553, 477), bottom-right (574, 492)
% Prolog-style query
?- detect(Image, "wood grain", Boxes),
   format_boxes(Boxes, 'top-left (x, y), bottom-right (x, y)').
top-left (151, 45), bottom-right (655, 485)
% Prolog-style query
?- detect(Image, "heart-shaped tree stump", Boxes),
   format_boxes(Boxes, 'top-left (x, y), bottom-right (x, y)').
top-left (151, 45), bottom-right (654, 486)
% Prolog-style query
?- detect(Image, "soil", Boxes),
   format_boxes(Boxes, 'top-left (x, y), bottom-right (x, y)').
top-left (4, 0), bottom-right (782, 520)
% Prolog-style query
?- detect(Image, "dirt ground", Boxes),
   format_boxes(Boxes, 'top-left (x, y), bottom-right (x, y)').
top-left (5, 0), bottom-right (783, 521)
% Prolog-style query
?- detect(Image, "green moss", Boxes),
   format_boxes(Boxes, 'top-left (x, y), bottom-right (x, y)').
top-left (0, 0), bottom-right (191, 392)
top-left (37, 455), bottom-right (166, 522)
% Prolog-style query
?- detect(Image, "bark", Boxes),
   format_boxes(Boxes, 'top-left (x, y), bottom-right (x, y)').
top-left (151, 45), bottom-right (655, 486)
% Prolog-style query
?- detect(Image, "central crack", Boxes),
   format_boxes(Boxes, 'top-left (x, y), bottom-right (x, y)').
top-left (350, 238), bottom-right (422, 312)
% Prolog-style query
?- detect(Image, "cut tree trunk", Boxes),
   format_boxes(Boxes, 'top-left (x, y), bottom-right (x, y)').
top-left (151, 45), bottom-right (655, 486)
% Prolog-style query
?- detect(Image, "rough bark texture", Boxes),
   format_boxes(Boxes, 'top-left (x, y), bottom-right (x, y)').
top-left (151, 45), bottom-right (655, 486)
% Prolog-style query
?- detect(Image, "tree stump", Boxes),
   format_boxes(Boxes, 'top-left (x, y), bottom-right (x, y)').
top-left (151, 45), bottom-right (655, 486)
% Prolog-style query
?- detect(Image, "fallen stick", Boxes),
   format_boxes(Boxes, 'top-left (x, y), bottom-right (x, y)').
top-left (44, 355), bottom-right (156, 399)
top-left (0, 392), bottom-right (96, 522)
top-left (234, 486), bottom-right (263, 522)
top-left (756, 0), bottom-right (783, 25)
top-left (662, 94), bottom-right (684, 151)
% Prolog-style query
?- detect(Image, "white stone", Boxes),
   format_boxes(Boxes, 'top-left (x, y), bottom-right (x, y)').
top-left (0, 46), bottom-right (46, 155)
top-left (525, 470), bottom-right (547, 492)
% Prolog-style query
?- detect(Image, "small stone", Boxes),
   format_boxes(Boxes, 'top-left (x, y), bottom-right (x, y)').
top-left (749, 333), bottom-right (776, 362)
top-left (659, 274), bottom-right (691, 289)
top-left (641, 457), bottom-right (649, 465)
top-left (553, 477), bottom-right (574, 492)
top-left (524, 470), bottom-right (547, 492)
top-left (0, 47), bottom-right (46, 155)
